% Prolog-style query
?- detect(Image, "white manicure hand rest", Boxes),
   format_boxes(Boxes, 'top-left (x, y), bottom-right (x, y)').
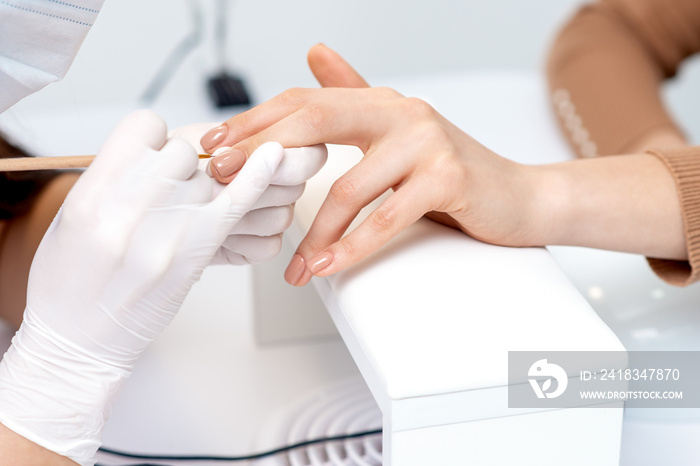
top-left (289, 143), bottom-right (625, 412)
top-left (288, 146), bottom-right (625, 464)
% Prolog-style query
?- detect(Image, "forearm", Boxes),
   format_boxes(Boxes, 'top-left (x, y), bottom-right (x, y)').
top-left (0, 422), bottom-right (77, 465)
top-left (545, 0), bottom-right (700, 284)
top-left (534, 153), bottom-right (686, 259)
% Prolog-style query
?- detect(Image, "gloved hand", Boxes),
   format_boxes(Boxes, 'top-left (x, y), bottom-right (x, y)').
top-left (169, 123), bottom-right (327, 264)
top-left (0, 110), bottom-right (291, 465)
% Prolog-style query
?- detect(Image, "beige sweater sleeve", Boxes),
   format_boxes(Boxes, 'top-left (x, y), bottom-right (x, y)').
top-left (646, 147), bottom-right (700, 286)
top-left (546, 0), bottom-right (700, 286)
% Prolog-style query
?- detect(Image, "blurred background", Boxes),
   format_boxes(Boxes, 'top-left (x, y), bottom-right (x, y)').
top-left (7, 0), bottom-right (583, 108)
top-left (3, 0), bottom-right (698, 144)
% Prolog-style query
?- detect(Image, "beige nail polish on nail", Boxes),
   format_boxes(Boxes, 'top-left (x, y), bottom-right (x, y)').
top-left (308, 252), bottom-right (333, 274)
top-left (211, 148), bottom-right (246, 179)
top-left (297, 268), bottom-right (314, 287)
top-left (201, 124), bottom-right (228, 150)
top-left (284, 254), bottom-right (307, 286)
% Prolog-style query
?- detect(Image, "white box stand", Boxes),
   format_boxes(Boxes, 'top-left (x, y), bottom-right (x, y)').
top-left (253, 144), bottom-right (627, 465)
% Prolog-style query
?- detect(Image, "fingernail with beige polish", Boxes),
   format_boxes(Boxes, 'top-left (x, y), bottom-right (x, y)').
top-left (211, 148), bottom-right (246, 179)
top-left (298, 268), bottom-right (314, 287)
top-left (308, 252), bottom-right (333, 274)
top-left (284, 254), bottom-right (307, 286)
top-left (201, 124), bottom-right (228, 151)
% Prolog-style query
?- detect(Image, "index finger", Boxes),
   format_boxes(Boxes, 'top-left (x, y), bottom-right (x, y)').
top-left (205, 87), bottom-right (403, 184)
top-left (288, 178), bottom-right (435, 286)
top-left (200, 88), bottom-right (314, 153)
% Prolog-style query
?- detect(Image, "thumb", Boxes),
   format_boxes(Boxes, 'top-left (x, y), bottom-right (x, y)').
top-left (210, 142), bottom-right (285, 229)
top-left (308, 43), bottom-right (369, 88)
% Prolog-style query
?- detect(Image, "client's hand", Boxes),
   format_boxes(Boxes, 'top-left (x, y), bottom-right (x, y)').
top-left (170, 123), bottom-right (327, 265)
top-left (0, 110), bottom-right (286, 465)
top-left (201, 45), bottom-right (548, 286)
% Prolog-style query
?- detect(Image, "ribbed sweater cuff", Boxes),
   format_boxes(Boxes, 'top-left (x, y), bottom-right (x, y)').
top-left (646, 146), bottom-right (700, 286)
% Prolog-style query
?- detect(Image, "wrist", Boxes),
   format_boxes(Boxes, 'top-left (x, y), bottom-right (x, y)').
top-left (528, 154), bottom-right (686, 259)
top-left (519, 162), bottom-right (575, 247)
top-left (0, 314), bottom-right (130, 465)
top-left (525, 158), bottom-right (609, 249)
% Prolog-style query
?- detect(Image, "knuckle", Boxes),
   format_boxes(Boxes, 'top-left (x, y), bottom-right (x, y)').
top-left (421, 152), bottom-right (464, 208)
top-left (368, 204), bottom-right (396, 234)
top-left (337, 236), bottom-right (357, 259)
top-left (373, 86), bottom-right (403, 99)
top-left (302, 104), bottom-right (329, 134)
top-left (328, 176), bottom-right (360, 206)
top-left (139, 251), bottom-right (171, 279)
top-left (425, 150), bottom-right (458, 179)
top-left (401, 96), bottom-right (436, 119)
top-left (279, 87), bottom-right (308, 106)
top-left (413, 120), bottom-right (451, 147)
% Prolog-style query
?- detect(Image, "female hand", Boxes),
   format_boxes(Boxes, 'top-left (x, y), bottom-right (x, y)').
top-left (200, 45), bottom-right (551, 286)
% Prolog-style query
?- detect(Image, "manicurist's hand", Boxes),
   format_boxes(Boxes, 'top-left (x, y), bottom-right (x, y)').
top-left (0, 110), bottom-right (287, 465)
top-left (170, 123), bottom-right (327, 265)
top-left (201, 45), bottom-right (553, 286)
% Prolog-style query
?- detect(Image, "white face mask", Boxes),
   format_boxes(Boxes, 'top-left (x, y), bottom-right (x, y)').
top-left (0, 0), bottom-right (105, 113)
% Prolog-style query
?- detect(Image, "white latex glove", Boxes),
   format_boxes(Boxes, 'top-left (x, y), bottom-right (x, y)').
top-left (0, 110), bottom-right (287, 465)
top-left (169, 123), bottom-right (327, 264)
